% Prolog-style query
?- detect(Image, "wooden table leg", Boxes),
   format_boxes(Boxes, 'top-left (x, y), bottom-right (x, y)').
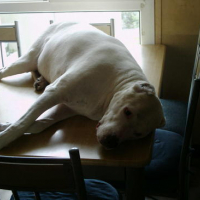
top-left (125, 167), bottom-right (145, 200)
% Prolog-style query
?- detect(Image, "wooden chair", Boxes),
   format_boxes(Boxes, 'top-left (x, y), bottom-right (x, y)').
top-left (0, 148), bottom-right (120, 200)
top-left (91, 19), bottom-right (115, 37)
top-left (0, 21), bottom-right (21, 67)
top-left (144, 30), bottom-right (200, 200)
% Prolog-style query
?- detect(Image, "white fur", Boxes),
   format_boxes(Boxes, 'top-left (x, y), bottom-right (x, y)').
top-left (0, 22), bottom-right (165, 149)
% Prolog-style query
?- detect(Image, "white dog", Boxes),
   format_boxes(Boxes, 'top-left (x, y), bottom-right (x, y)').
top-left (0, 22), bottom-right (165, 149)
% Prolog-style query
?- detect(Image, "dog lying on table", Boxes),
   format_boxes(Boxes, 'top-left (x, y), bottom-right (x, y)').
top-left (0, 22), bottom-right (165, 149)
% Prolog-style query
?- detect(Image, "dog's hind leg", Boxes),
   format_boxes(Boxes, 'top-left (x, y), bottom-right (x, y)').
top-left (0, 83), bottom-right (66, 149)
top-left (0, 49), bottom-right (38, 80)
top-left (27, 104), bottom-right (76, 134)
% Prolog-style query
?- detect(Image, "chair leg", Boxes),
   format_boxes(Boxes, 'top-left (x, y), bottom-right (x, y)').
top-left (125, 167), bottom-right (145, 200)
top-left (178, 80), bottom-right (200, 200)
top-left (34, 192), bottom-right (41, 200)
top-left (12, 190), bottom-right (20, 200)
top-left (0, 43), bottom-right (5, 67)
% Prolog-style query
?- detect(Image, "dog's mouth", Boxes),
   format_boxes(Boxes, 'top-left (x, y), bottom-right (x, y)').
top-left (96, 124), bottom-right (124, 149)
top-left (96, 122), bottom-right (147, 149)
top-left (98, 133), bottom-right (120, 149)
top-left (97, 128), bottom-right (148, 149)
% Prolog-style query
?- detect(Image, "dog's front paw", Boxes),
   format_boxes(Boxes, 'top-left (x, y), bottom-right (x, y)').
top-left (0, 122), bottom-right (11, 131)
top-left (33, 76), bottom-right (49, 91)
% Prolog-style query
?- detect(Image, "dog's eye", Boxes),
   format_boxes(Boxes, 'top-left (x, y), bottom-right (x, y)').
top-left (124, 107), bottom-right (132, 118)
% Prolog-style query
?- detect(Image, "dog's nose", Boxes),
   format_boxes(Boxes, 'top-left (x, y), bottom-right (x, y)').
top-left (100, 134), bottom-right (119, 149)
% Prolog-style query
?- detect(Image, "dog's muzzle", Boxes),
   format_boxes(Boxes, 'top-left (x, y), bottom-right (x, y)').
top-left (99, 133), bottom-right (119, 149)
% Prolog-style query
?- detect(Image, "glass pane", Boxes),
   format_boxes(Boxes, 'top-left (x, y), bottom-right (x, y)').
top-left (0, 11), bottom-right (140, 57)
top-left (1, 42), bottom-right (18, 67)
top-left (0, 46), bottom-right (3, 69)
top-left (0, 13), bottom-right (53, 54)
top-left (121, 12), bottom-right (140, 47)
top-left (54, 11), bottom-right (140, 52)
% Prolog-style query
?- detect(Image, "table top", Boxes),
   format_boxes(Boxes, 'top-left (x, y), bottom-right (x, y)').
top-left (131, 44), bottom-right (166, 96)
top-left (0, 44), bottom-right (166, 167)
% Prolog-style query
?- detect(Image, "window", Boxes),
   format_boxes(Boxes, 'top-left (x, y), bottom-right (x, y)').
top-left (0, 0), bottom-right (154, 67)
top-left (54, 11), bottom-right (141, 50)
top-left (0, 42), bottom-right (18, 67)
top-left (0, 0), bottom-right (154, 44)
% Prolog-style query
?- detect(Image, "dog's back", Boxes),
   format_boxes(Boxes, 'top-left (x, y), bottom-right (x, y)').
top-left (36, 22), bottom-right (143, 84)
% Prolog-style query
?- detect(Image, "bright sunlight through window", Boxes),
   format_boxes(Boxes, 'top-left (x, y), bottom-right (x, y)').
top-left (0, 11), bottom-right (140, 68)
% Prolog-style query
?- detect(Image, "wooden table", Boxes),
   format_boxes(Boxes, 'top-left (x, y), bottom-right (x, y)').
top-left (131, 44), bottom-right (166, 97)
top-left (0, 44), bottom-right (166, 200)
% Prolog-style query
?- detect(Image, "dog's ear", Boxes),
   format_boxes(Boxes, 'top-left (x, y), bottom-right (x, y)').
top-left (133, 82), bottom-right (155, 95)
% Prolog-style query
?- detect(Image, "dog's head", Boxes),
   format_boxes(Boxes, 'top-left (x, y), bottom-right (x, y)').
top-left (96, 81), bottom-right (165, 149)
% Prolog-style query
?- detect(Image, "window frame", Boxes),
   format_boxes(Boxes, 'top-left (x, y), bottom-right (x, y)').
top-left (0, 0), bottom-right (154, 44)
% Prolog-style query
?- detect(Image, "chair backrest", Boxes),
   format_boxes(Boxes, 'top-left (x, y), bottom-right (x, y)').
top-left (178, 29), bottom-right (200, 200)
top-left (0, 148), bottom-right (87, 200)
top-left (193, 29), bottom-right (200, 80)
top-left (184, 29), bottom-right (200, 148)
top-left (91, 18), bottom-right (115, 37)
top-left (0, 21), bottom-right (21, 67)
